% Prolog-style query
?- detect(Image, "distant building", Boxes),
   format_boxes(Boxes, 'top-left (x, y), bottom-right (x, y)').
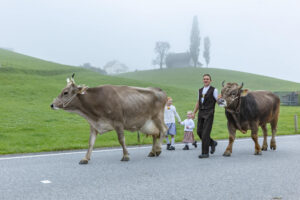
top-left (165, 52), bottom-right (202, 68)
top-left (274, 91), bottom-right (299, 106)
top-left (103, 60), bottom-right (129, 75)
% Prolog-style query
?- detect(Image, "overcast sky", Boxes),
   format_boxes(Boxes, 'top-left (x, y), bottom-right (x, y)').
top-left (0, 0), bottom-right (299, 82)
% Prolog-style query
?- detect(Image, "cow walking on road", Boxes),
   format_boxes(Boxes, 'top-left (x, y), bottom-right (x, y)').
top-left (218, 82), bottom-right (280, 156)
top-left (51, 74), bottom-right (168, 164)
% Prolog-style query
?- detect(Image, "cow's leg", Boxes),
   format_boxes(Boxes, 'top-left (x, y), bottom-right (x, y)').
top-left (251, 124), bottom-right (262, 155)
top-left (270, 118), bottom-right (278, 150)
top-left (261, 124), bottom-right (268, 151)
top-left (148, 135), bottom-right (157, 157)
top-left (79, 125), bottom-right (97, 164)
top-left (151, 117), bottom-right (167, 157)
top-left (223, 122), bottom-right (236, 157)
top-left (115, 126), bottom-right (129, 161)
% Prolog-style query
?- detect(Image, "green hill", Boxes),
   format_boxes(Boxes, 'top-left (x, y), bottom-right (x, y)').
top-left (0, 49), bottom-right (194, 154)
top-left (0, 48), bottom-right (299, 155)
top-left (119, 68), bottom-right (300, 92)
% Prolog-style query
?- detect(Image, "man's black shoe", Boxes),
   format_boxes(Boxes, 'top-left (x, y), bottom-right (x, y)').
top-left (210, 141), bottom-right (218, 154)
top-left (192, 141), bottom-right (197, 148)
top-left (166, 144), bottom-right (171, 150)
top-left (198, 154), bottom-right (209, 159)
top-left (182, 145), bottom-right (189, 150)
top-left (169, 146), bottom-right (175, 150)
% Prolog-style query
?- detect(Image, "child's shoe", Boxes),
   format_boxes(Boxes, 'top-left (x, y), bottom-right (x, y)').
top-left (166, 144), bottom-right (171, 150)
top-left (169, 146), bottom-right (175, 150)
top-left (182, 145), bottom-right (189, 150)
top-left (192, 141), bottom-right (197, 148)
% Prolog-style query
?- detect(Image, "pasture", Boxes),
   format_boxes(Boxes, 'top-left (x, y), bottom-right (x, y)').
top-left (0, 48), bottom-right (299, 154)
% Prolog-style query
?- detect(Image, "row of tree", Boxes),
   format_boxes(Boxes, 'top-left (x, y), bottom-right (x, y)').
top-left (154, 16), bottom-right (210, 69)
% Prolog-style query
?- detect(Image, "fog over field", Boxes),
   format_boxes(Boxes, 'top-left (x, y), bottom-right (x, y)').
top-left (0, 0), bottom-right (299, 82)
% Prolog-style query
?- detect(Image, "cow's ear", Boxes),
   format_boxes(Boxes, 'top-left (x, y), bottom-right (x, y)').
top-left (77, 85), bottom-right (88, 94)
top-left (241, 89), bottom-right (249, 96)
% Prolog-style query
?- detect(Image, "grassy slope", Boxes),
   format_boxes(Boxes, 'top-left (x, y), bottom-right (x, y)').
top-left (119, 68), bottom-right (300, 91)
top-left (0, 49), bottom-right (299, 155)
top-left (0, 49), bottom-right (195, 154)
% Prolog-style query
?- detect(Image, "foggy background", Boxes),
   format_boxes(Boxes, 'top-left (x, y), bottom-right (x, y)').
top-left (0, 0), bottom-right (299, 82)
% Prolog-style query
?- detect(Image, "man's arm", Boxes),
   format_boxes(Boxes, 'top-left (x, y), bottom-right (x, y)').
top-left (192, 101), bottom-right (199, 119)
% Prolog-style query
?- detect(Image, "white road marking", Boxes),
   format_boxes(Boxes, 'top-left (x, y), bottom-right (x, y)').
top-left (0, 135), bottom-right (298, 161)
top-left (40, 180), bottom-right (52, 184)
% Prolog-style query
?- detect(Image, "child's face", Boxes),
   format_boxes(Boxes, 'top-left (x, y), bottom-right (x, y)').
top-left (187, 113), bottom-right (192, 119)
top-left (167, 99), bottom-right (173, 106)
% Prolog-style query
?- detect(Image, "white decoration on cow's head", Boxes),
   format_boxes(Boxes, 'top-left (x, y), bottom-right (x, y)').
top-left (78, 85), bottom-right (88, 94)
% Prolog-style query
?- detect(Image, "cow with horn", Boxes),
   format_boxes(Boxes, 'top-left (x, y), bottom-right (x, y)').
top-left (51, 73), bottom-right (168, 164)
top-left (218, 81), bottom-right (280, 156)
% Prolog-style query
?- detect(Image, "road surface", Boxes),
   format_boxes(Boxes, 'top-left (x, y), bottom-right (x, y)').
top-left (1, 135), bottom-right (300, 200)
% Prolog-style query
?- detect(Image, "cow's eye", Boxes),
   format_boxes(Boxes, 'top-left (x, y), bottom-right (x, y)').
top-left (63, 92), bottom-right (68, 95)
top-left (232, 92), bottom-right (237, 96)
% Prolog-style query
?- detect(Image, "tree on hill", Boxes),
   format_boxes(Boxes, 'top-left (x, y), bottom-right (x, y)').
top-left (203, 36), bottom-right (211, 67)
top-left (190, 16), bottom-right (200, 68)
top-left (153, 41), bottom-right (170, 69)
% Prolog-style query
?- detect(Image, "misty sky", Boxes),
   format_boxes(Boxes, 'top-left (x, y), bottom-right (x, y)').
top-left (0, 0), bottom-right (299, 82)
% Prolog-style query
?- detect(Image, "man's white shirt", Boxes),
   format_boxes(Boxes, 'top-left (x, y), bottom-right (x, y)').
top-left (198, 86), bottom-right (218, 103)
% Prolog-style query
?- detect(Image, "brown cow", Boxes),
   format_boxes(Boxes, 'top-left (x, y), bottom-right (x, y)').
top-left (51, 74), bottom-right (168, 164)
top-left (218, 82), bottom-right (280, 156)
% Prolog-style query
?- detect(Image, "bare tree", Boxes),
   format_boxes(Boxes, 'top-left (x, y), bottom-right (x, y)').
top-left (154, 41), bottom-right (170, 69)
top-left (190, 16), bottom-right (200, 68)
top-left (203, 36), bottom-right (211, 67)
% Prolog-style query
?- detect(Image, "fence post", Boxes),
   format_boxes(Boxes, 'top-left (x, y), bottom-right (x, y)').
top-left (137, 131), bottom-right (140, 143)
top-left (295, 115), bottom-right (298, 133)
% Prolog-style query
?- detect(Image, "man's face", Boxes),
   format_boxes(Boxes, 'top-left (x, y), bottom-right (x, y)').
top-left (203, 76), bottom-right (211, 86)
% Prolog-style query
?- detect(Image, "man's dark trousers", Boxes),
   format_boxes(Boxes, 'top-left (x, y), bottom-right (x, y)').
top-left (197, 109), bottom-right (216, 155)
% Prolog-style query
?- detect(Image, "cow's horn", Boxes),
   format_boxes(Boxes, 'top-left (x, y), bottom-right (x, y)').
top-left (239, 82), bottom-right (244, 89)
top-left (72, 73), bottom-right (75, 79)
top-left (222, 80), bottom-right (225, 87)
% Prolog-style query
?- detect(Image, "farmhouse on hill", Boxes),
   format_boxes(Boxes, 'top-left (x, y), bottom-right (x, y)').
top-left (165, 52), bottom-right (202, 68)
top-left (103, 60), bottom-right (129, 75)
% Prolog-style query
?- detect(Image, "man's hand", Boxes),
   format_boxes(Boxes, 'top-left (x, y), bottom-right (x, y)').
top-left (192, 113), bottom-right (195, 119)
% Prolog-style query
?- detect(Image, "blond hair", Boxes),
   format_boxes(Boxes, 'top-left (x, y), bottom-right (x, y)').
top-left (187, 111), bottom-right (193, 115)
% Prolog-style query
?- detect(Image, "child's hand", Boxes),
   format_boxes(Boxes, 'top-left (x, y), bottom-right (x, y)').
top-left (186, 126), bottom-right (189, 129)
top-left (178, 121), bottom-right (181, 124)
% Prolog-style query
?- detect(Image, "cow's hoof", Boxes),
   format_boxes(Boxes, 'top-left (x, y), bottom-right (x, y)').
top-left (270, 146), bottom-right (276, 150)
top-left (155, 151), bottom-right (161, 157)
top-left (148, 152), bottom-right (156, 157)
top-left (254, 151), bottom-right (262, 155)
top-left (223, 151), bottom-right (231, 157)
top-left (79, 159), bottom-right (88, 164)
top-left (270, 144), bottom-right (276, 150)
top-left (121, 156), bottom-right (130, 161)
top-left (261, 145), bottom-right (268, 151)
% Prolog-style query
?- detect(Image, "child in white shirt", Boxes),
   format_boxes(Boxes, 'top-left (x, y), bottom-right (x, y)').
top-left (180, 111), bottom-right (197, 150)
top-left (164, 97), bottom-right (181, 150)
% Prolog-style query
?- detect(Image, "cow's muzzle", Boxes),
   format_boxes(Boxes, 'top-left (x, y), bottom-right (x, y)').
top-left (50, 104), bottom-right (59, 110)
top-left (217, 98), bottom-right (227, 107)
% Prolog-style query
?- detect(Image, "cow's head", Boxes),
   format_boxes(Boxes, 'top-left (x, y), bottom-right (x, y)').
top-left (50, 73), bottom-right (88, 110)
top-left (218, 81), bottom-right (244, 108)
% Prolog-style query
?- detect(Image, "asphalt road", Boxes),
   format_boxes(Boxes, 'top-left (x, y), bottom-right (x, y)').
top-left (1, 135), bottom-right (300, 200)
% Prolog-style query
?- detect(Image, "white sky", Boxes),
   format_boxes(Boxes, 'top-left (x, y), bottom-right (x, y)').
top-left (0, 0), bottom-right (299, 82)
